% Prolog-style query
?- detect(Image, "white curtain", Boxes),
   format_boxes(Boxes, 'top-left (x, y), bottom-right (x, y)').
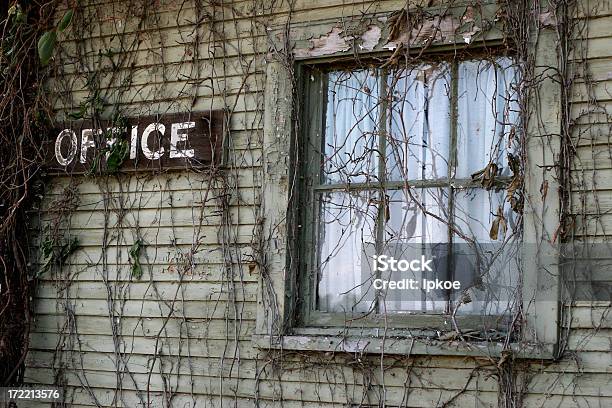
top-left (317, 59), bottom-right (520, 315)
top-left (453, 58), bottom-right (520, 315)
top-left (324, 70), bottom-right (380, 185)
top-left (453, 189), bottom-right (519, 315)
top-left (317, 191), bottom-right (377, 313)
top-left (382, 64), bottom-right (452, 312)
top-left (387, 64), bottom-right (451, 181)
top-left (318, 70), bottom-right (380, 312)
top-left (382, 188), bottom-right (450, 312)
top-left (456, 58), bottom-right (519, 178)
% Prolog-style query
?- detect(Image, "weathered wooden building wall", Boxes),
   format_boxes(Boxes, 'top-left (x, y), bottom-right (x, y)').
top-left (23, 0), bottom-right (611, 406)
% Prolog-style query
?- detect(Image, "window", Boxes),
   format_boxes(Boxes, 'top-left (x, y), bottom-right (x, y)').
top-left (298, 56), bottom-right (522, 329)
top-left (256, 13), bottom-right (561, 358)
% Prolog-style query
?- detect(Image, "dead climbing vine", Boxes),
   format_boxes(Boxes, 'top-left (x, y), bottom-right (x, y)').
top-left (2, 0), bottom-right (609, 407)
top-left (0, 0), bottom-right (58, 386)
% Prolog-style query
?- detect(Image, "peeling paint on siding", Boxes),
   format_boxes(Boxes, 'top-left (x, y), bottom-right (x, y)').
top-left (294, 26), bottom-right (352, 57)
top-left (539, 11), bottom-right (558, 27)
top-left (383, 15), bottom-right (459, 50)
top-left (359, 25), bottom-right (382, 51)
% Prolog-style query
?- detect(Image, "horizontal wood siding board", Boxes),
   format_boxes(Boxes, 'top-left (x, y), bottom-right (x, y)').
top-left (24, 369), bottom-right (502, 401)
top-left (33, 299), bottom-right (258, 319)
top-left (30, 316), bottom-right (256, 339)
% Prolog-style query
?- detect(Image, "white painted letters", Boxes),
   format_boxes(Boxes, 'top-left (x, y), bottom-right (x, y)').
top-left (55, 129), bottom-right (78, 166)
top-left (50, 113), bottom-right (219, 170)
top-left (80, 129), bottom-right (100, 163)
top-left (130, 125), bottom-right (138, 159)
top-left (170, 122), bottom-right (195, 158)
top-left (141, 123), bottom-right (165, 160)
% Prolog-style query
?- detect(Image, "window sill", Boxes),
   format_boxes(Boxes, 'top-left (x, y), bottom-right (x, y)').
top-left (252, 334), bottom-right (556, 359)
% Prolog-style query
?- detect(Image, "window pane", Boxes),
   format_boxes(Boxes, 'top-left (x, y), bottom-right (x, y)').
top-left (387, 64), bottom-right (451, 181)
top-left (456, 58), bottom-right (520, 179)
top-left (452, 188), bottom-right (519, 316)
top-left (453, 188), bottom-right (516, 243)
top-left (317, 191), bottom-right (378, 313)
top-left (323, 70), bottom-right (381, 185)
top-left (311, 59), bottom-right (522, 319)
top-left (385, 188), bottom-right (449, 244)
top-left (381, 188), bottom-right (450, 312)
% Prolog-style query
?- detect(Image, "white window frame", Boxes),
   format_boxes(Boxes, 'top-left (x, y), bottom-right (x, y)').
top-left (254, 7), bottom-right (561, 359)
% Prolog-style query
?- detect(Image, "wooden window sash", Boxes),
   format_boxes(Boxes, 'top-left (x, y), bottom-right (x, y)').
top-left (300, 59), bottom-right (518, 328)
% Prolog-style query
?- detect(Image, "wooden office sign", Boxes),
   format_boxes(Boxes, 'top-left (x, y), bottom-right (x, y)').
top-left (44, 111), bottom-right (224, 174)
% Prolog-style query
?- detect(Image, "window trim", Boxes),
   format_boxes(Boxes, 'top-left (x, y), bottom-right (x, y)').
top-left (252, 333), bottom-right (555, 358)
top-left (255, 8), bottom-right (562, 359)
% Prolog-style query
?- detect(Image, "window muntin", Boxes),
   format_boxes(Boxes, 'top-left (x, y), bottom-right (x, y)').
top-left (303, 57), bottom-right (521, 323)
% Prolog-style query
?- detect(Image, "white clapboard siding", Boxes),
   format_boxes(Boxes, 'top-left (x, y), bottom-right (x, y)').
top-left (23, 0), bottom-right (612, 406)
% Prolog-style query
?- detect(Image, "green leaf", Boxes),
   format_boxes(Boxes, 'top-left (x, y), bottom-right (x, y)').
top-left (106, 139), bottom-right (129, 172)
top-left (58, 9), bottom-right (74, 32)
top-left (61, 236), bottom-right (80, 261)
top-left (67, 106), bottom-right (86, 120)
top-left (37, 234), bottom-right (79, 276)
top-left (38, 31), bottom-right (57, 66)
top-left (131, 263), bottom-right (143, 280)
top-left (8, 4), bottom-right (25, 24)
top-left (129, 239), bottom-right (142, 259)
top-left (38, 237), bottom-right (55, 276)
top-left (129, 239), bottom-right (144, 279)
top-left (15, 9), bottom-right (25, 24)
